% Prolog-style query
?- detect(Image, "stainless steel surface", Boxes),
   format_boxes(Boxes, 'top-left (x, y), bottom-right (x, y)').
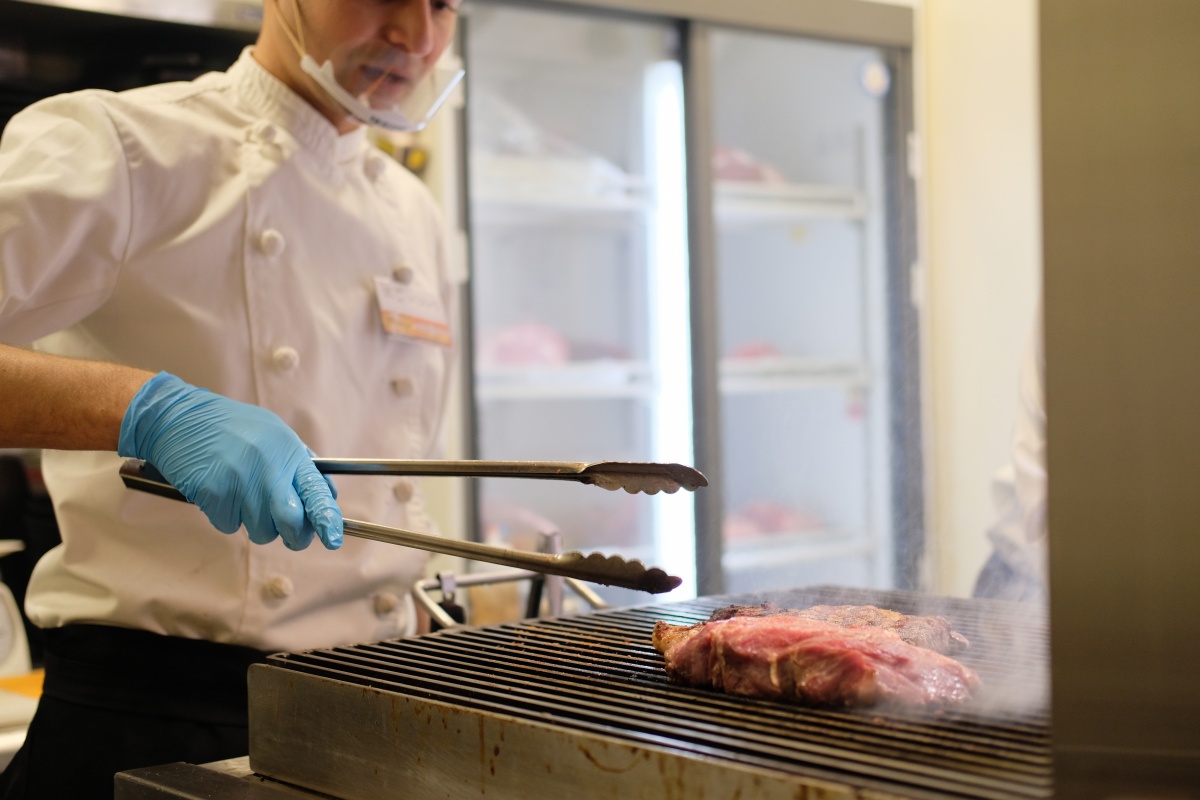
top-left (882, 43), bottom-right (926, 591)
top-left (249, 586), bottom-right (1051, 800)
top-left (119, 459), bottom-right (683, 593)
top-left (412, 569), bottom-right (606, 630)
top-left (11, 0), bottom-right (262, 31)
top-left (681, 20), bottom-right (726, 596)
top-left (311, 457), bottom-right (708, 495)
top-left (1042, 1), bottom-right (1200, 794)
top-left (540, 532), bottom-right (565, 617)
top-left (115, 762), bottom-right (299, 799)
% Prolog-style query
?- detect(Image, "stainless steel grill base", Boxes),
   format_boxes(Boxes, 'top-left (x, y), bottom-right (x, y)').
top-left (248, 586), bottom-right (1051, 800)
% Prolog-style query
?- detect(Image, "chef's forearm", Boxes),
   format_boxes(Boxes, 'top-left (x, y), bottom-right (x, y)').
top-left (0, 344), bottom-right (154, 450)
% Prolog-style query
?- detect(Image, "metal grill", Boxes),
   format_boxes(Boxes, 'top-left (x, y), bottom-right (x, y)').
top-left (248, 586), bottom-right (1051, 800)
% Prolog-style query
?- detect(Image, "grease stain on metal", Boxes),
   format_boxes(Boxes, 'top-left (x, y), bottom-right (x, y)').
top-left (577, 743), bottom-right (639, 774)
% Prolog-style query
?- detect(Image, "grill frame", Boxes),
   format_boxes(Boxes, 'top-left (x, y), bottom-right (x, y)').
top-left (248, 587), bottom-right (1051, 800)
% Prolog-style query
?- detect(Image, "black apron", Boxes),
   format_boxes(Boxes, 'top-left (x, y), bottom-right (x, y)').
top-left (0, 624), bottom-right (268, 800)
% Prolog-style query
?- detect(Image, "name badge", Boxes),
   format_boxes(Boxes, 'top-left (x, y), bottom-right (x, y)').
top-left (374, 275), bottom-right (451, 347)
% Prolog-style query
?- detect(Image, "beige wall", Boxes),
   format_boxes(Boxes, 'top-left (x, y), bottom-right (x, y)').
top-left (915, 0), bottom-right (1042, 595)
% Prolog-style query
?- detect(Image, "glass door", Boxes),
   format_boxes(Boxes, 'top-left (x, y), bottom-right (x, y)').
top-left (462, 3), bottom-right (694, 606)
top-left (707, 27), bottom-right (910, 593)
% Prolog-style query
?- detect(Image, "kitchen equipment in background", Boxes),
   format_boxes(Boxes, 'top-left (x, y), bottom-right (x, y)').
top-left (5, 0), bottom-right (261, 30)
top-left (708, 29), bottom-right (918, 596)
top-left (460, 3), bottom-right (697, 606)
top-left (0, 0), bottom-right (256, 130)
top-left (411, 531), bottom-right (609, 630)
top-left (456, 0), bottom-right (921, 604)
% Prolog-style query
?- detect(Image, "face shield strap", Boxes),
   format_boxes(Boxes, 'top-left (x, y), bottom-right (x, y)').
top-left (273, 0), bottom-right (463, 132)
top-left (299, 55), bottom-right (463, 132)
top-left (276, 0), bottom-right (308, 60)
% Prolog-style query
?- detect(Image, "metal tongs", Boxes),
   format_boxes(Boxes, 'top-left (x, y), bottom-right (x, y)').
top-left (309, 458), bottom-right (708, 494)
top-left (119, 458), bottom-right (703, 594)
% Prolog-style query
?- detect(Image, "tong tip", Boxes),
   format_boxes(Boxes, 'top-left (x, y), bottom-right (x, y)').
top-left (642, 569), bottom-right (684, 594)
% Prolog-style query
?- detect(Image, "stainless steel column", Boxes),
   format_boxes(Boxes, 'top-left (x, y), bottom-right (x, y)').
top-left (1042, 0), bottom-right (1200, 793)
top-left (681, 20), bottom-right (724, 596)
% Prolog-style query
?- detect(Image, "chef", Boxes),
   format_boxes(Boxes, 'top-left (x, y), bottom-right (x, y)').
top-left (973, 307), bottom-right (1048, 603)
top-left (0, 0), bottom-right (462, 796)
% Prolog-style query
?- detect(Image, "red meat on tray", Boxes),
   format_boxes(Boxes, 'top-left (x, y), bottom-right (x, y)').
top-left (653, 614), bottom-right (980, 708)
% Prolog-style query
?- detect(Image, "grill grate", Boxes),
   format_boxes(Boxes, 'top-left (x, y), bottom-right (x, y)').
top-left (256, 586), bottom-right (1052, 800)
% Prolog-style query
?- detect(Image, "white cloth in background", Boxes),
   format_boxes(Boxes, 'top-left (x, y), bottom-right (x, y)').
top-left (978, 307), bottom-right (1047, 597)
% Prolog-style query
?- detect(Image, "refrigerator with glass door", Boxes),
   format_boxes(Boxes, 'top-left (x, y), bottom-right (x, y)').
top-left (705, 26), bottom-right (921, 594)
top-left (459, 2), bottom-right (697, 608)
top-left (454, 0), bottom-right (920, 606)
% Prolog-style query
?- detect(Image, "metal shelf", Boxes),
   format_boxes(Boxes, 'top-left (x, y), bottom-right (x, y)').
top-left (715, 180), bottom-right (868, 227)
top-left (719, 357), bottom-right (869, 394)
top-left (722, 529), bottom-right (874, 572)
top-left (469, 154), bottom-right (651, 223)
top-left (470, 195), bottom-right (652, 227)
top-left (475, 360), bottom-right (654, 401)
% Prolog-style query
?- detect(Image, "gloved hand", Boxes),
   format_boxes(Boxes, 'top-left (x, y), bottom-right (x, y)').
top-left (118, 372), bottom-right (343, 550)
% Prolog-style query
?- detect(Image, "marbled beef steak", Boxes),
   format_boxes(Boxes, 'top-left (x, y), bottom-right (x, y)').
top-left (707, 602), bottom-right (970, 654)
top-left (653, 613), bottom-right (980, 708)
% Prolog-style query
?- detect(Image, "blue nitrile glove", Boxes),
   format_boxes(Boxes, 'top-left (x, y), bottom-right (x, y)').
top-left (118, 372), bottom-right (344, 551)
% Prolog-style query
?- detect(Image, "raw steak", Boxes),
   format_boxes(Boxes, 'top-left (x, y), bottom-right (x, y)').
top-left (707, 602), bottom-right (970, 655)
top-left (653, 615), bottom-right (980, 708)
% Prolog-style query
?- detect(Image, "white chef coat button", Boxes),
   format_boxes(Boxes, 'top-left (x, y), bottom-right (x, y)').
top-left (265, 575), bottom-right (293, 600)
top-left (259, 124), bottom-right (278, 144)
top-left (258, 229), bottom-right (286, 257)
top-left (271, 346), bottom-right (300, 371)
top-left (373, 592), bottom-right (401, 617)
top-left (392, 479), bottom-right (414, 503)
top-left (365, 155), bottom-right (386, 181)
top-left (390, 377), bottom-right (415, 398)
top-left (392, 265), bottom-right (415, 284)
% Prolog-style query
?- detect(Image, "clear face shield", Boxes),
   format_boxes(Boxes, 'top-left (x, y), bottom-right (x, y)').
top-left (277, 0), bottom-right (464, 132)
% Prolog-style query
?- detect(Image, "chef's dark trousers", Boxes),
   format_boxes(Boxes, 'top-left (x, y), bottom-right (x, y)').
top-left (0, 623), bottom-right (268, 800)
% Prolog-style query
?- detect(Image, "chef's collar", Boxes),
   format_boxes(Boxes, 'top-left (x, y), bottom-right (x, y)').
top-left (229, 47), bottom-right (366, 164)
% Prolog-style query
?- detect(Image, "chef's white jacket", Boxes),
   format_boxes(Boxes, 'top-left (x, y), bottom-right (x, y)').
top-left (0, 49), bottom-right (459, 652)
top-left (984, 307), bottom-right (1048, 586)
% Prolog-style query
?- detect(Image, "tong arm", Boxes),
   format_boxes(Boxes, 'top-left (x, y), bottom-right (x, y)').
top-left (118, 459), bottom-right (683, 594)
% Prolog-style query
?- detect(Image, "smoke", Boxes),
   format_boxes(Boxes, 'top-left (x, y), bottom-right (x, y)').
top-left (721, 585), bottom-right (1052, 720)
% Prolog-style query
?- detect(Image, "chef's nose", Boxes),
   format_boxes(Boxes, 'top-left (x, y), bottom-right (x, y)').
top-left (383, 0), bottom-right (436, 58)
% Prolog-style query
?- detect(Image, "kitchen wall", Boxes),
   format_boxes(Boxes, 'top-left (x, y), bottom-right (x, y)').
top-left (912, 0), bottom-right (1042, 596)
